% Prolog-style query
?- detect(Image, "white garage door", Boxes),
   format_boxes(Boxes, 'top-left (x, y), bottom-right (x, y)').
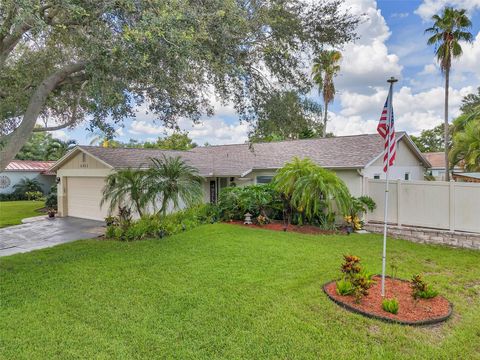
top-left (67, 177), bottom-right (109, 221)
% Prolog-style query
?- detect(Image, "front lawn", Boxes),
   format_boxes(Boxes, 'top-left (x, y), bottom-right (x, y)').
top-left (1, 224), bottom-right (479, 359)
top-left (0, 200), bottom-right (44, 228)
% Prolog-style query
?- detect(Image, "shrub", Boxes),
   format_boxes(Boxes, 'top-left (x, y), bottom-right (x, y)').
top-left (105, 204), bottom-right (218, 241)
top-left (45, 185), bottom-right (57, 209)
top-left (25, 191), bottom-right (43, 201)
top-left (339, 255), bottom-right (375, 303)
top-left (411, 274), bottom-right (439, 299)
top-left (218, 184), bottom-right (282, 221)
top-left (336, 278), bottom-right (354, 296)
top-left (0, 192), bottom-right (27, 201)
top-left (382, 298), bottom-right (399, 314)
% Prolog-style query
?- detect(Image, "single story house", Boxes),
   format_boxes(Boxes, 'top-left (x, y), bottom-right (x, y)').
top-left (50, 132), bottom-right (430, 221)
top-left (423, 152), bottom-right (463, 181)
top-left (0, 160), bottom-right (56, 194)
top-left (452, 172), bottom-right (480, 183)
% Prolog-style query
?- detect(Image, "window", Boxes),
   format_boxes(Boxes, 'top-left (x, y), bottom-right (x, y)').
top-left (256, 176), bottom-right (273, 184)
top-left (373, 174), bottom-right (380, 180)
top-left (404, 172), bottom-right (410, 181)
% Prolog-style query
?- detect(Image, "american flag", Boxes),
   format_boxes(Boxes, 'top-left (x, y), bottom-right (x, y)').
top-left (377, 94), bottom-right (396, 172)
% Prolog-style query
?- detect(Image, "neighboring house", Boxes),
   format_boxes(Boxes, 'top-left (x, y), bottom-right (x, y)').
top-left (50, 132), bottom-right (430, 221)
top-left (452, 172), bottom-right (480, 183)
top-left (423, 152), bottom-right (463, 181)
top-left (0, 160), bottom-right (56, 195)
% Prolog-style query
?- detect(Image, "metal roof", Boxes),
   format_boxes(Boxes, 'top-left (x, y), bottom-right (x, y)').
top-left (6, 160), bottom-right (56, 174)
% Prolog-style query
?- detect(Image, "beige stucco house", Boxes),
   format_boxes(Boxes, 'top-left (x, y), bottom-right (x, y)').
top-left (50, 132), bottom-right (430, 221)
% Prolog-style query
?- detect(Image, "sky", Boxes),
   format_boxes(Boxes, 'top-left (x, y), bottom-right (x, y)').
top-left (50, 0), bottom-right (480, 146)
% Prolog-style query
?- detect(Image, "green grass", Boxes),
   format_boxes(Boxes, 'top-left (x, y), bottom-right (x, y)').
top-left (1, 224), bottom-right (479, 359)
top-left (0, 200), bottom-right (44, 228)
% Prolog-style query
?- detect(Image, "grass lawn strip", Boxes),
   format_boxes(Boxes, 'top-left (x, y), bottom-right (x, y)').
top-left (0, 200), bottom-right (45, 228)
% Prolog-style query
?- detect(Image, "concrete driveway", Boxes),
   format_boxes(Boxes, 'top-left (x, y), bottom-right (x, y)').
top-left (0, 217), bottom-right (105, 257)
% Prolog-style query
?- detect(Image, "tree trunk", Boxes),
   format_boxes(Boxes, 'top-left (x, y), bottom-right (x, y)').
top-left (0, 62), bottom-right (86, 171)
top-left (444, 67), bottom-right (450, 182)
top-left (323, 100), bottom-right (328, 137)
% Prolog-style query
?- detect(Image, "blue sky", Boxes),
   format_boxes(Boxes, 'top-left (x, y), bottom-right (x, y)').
top-left (51, 0), bottom-right (480, 146)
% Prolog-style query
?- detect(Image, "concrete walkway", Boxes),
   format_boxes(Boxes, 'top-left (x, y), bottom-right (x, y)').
top-left (0, 217), bottom-right (105, 257)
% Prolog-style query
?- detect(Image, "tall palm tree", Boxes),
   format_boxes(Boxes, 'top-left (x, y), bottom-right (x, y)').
top-left (101, 169), bottom-right (149, 217)
top-left (450, 120), bottom-right (480, 172)
top-left (312, 50), bottom-right (342, 137)
top-left (425, 7), bottom-right (473, 181)
top-left (146, 155), bottom-right (203, 216)
top-left (46, 139), bottom-right (77, 160)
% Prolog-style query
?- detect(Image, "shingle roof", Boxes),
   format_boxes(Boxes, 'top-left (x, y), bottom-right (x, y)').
top-left (423, 152), bottom-right (445, 168)
top-left (6, 160), bottom-right (56, 174)
top-left (60, 132), bottom-right (425, 176)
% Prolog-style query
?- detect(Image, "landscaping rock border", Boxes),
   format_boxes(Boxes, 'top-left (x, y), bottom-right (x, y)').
top-left (323, 276), bottom-right (454, 327)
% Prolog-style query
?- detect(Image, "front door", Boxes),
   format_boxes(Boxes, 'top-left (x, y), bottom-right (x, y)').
top-left (209, 180), bottom-right (216, 204)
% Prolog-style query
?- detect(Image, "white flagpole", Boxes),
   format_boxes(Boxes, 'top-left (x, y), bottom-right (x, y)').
top-left (381, 77), bottom-right (397, 297)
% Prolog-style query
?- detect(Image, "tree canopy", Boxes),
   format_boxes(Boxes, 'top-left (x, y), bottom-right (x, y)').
top-left (411, 124), bottom-right (451, 153)
top-left (248, 90), bottom-right (325, 142)
top-left (15, 131), bottom-right (75, 161)
top-left (0, 0), bottom-right (358, 170)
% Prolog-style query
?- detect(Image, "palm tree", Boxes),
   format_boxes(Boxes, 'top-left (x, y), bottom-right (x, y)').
top-left (312, 50), bottom-right (342, 137)
top-left (145, 155), bottom-right (203, 216)
top-left (101, 169), bottom-right (149, 217)
top-left (46, 139), bottom-right (77, 160)
top-left (425, 7), bottom-right (473, 181)
top-left (273, 157), bottom-right (352, 227)
top-left (13, 177), bottom-right (43, 195)
top-left (450, 120), bottom-right (480, 172)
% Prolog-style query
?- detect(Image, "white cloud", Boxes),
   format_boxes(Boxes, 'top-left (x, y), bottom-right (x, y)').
top-left (455, 32), bottom-right (480, 79)
top-left (419, 63), bottom-right (437, 75)
top-left (330, 85), bottom-right (474, 136)
top-left (337, 0), bottom-right (402, 94)
top-left (48, 130), bottom-right (68, 141)
top-left (130, 120), bottom-right (165, 135)
top-left (182, 118), bottom-right (249, 145)
top-left (415, 0), bottom-right (480, 20)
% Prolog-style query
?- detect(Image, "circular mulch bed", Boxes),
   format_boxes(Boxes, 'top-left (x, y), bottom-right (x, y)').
top-left (226, 220), bottom-right (344, 235)
top-left (323, 275), bottom-right (453, 326)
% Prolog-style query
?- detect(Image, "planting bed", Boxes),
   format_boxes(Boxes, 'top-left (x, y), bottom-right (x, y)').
top-left (323, 275), bottom-right (453, 326)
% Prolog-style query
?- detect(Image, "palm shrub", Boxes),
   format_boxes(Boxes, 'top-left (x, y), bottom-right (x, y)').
top-left (145, 155), bottom-right (203, 216)
top-left (101, 168), bottom-right (149, 217)
top-left (273, 157), bottom-right (352, 228)
top-left (449, 119), bottom-right (480, 171)
top-left (13, 177), bottom-right (43, 196)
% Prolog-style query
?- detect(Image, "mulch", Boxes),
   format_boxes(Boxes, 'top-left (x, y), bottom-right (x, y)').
top-left (324, 275), bottom-right (453, 325)
top-left (226, 220), bottom-right (344, 235)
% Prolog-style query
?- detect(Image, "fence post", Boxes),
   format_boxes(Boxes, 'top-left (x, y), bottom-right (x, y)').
top-left (397, 180), bottom-right (402, 226)
top-left (363, 177), bottom-right (369, 223)
top-left (449, 180), bottom-right (455, 232)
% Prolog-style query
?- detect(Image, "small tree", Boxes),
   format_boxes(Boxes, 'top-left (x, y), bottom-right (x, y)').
top-left (146, 156), bottom-right (203, 216)
top-left (101, 169), bottom-right (149, 217)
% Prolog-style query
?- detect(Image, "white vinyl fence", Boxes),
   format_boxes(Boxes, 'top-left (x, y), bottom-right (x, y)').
top-left (365, 179), bottom-right (480, 234)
